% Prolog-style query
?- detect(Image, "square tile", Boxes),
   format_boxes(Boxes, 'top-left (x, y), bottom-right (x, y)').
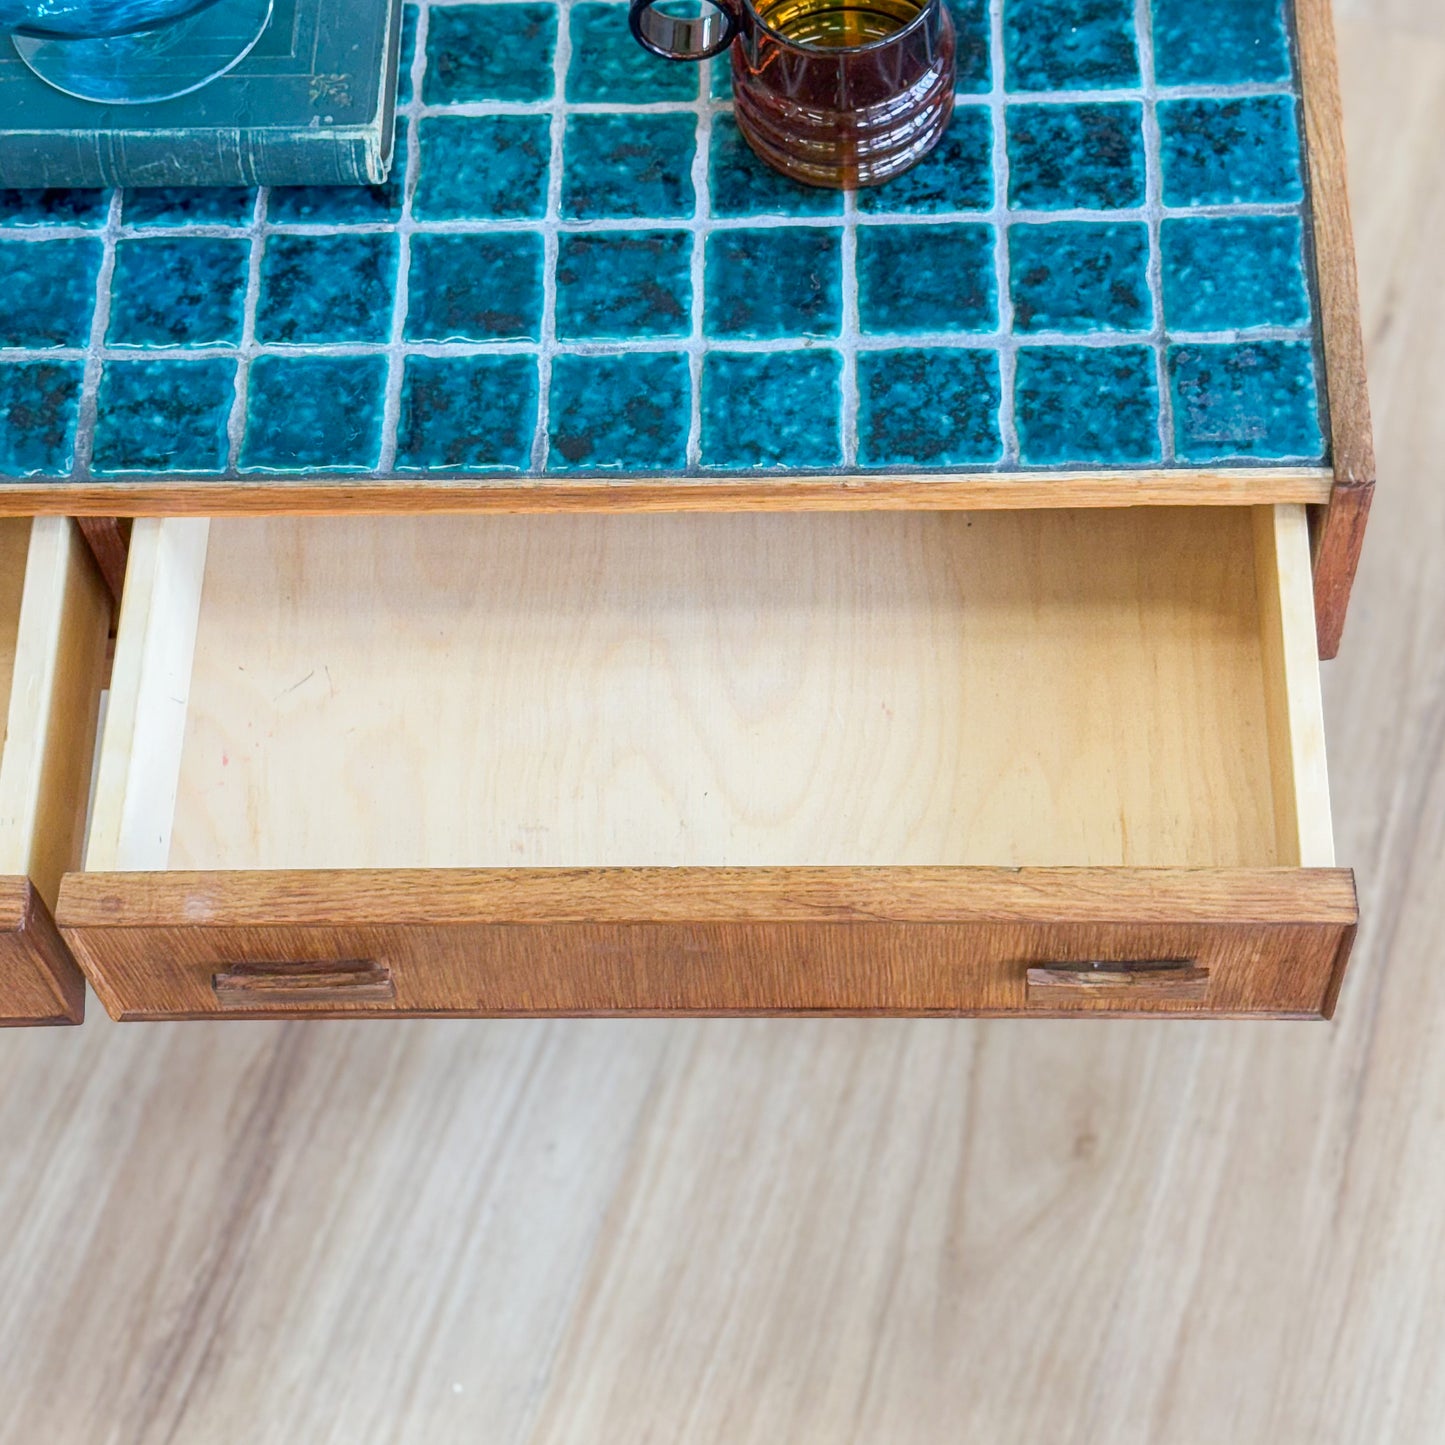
top-left (0, 239), bottom-right (99, 348)
top-left (107, 237), bottom-right (249, 348)
top-left (408, 233), bottom-right (546, 343)
top-left (1161, 217), bottom-right (1309, 332)
top-left (856, 223), bottom-right (995, 335)
top-left (398, 2), bottom-right (419, 103)
top-left (256, 234), bottom-right (398, 345)
top-left (1158, 97), bottom-right (1303, 207)
top-left (92, 358), bottom-right (234, 474)
top-left (0, 362), bottom-right (82, 477)
top-left (1151, 0), bottom-right (1292, 86)
top-left (1008, 103), bottom-right (1145, 210)
top-left (950, 0), bottom-right (992, 93)
top-left (547, 353), bottom-right (689, 470)
top-left (705, 228), bottom-right (842, 340)
top-left (1169, 341), bottom-right (1322, 461)
top-left (857, 348), bottom-right (1001, 466)
top-left (567, 1), bottom-right (698, 102)
top-left (425, 2), bottom-right (558, 103)
top-left (1006, 0), bottom-right (1138, 91)
top-left (1009, 222), bottom-right (1149, 333)
top-left (562, 114), bottom-right (697, 220)
top-left (856, 108), bottom-right (992, 215)
top-left (0, 188), bottom-right (109, 229)
top-left (242, 356), bottom-right (387, 471)
top-left (701, 351), bottom-right (843, 469)
top-left (557, 231), bottom-right (692, 341)
top-left (415, 116), bottom-right (551, 221)
top-left (266, 130), bottom-right (407, 224)
top-left (709, 116), bottom-right (843, 219)
top-left (1015, 346), bottom-right (1159, 464)
top-left (396, 356), bottom-right (538, 472)
top-left (121, 188), bottom-right (257, 227)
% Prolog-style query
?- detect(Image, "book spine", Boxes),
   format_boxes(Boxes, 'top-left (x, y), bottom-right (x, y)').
top-left (0, 126), bottom-right (390, 189)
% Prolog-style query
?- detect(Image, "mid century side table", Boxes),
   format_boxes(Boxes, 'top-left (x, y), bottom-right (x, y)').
top-left (0, 0), bottom-right (1371, 1021)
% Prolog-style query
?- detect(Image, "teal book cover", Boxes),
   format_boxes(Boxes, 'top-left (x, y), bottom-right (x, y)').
top-left (0, 0), bottom-right (403, 187)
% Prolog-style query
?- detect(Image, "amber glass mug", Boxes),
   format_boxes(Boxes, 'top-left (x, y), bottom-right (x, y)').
top-left (630, 0), bottom-right (956, 188)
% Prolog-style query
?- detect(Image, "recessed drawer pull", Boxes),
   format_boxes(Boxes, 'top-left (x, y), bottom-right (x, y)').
top-left (1025, 961), bottom-right (1209, 1003)
top-left (212, 958), bottom-right (395, 1008)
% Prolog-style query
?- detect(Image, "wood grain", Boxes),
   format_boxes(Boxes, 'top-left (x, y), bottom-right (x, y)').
top-left (59, 867), bottom-right (1357, 1020)
top-left (1297, 0), bottom-right (1378, 655)
top-left (74, 517), bottom-right (129, 611)
top-left (0, 11), bottom-right (1431, 1438)
top-left (0, 469), bottom-right (1336, 517)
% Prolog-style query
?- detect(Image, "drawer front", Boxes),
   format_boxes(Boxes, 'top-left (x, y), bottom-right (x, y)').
top-left (60, 867), bottom-right (1358, 1021)
top-left (0, 519), bottom-right (111, 1026)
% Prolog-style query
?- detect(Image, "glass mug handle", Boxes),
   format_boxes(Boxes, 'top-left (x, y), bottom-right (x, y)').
top-left (629, 0), bottom-right (741, 60)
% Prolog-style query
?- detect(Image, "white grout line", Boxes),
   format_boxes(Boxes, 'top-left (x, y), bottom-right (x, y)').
top-left (839, 188), bottom-right (859, 467)
top-left (68, 189), bottom-right (121, 480)
top-left (1135, 0), bottom-right (1175, 463)
top-left (223, 186), bottom-right (269, 473)
top-left (987, 0), bottom-right (1017, 465)
top-left (0, 325), bottom-right (1316, 366)
top-left (529, 0), bottom-right (571, 471)
top-left (376, 0), bottom-right (431, 470)
top-left (685, 58), bottom-right (712, 470)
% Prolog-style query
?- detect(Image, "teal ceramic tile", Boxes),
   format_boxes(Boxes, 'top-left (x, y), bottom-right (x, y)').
top-left (950, 0), bottom-right (992, 93)
top-left (705, 228), bottom-right (842, 340)
top-left (1161, 217), bottom-right (1309, 332)
top-left (396, 356), bottom-right (538, 471)
top-left (557, 232), bottom-right (692, 341)
top-left (856, 109), bottom-right (992, 215)
top-left (256, 234), bottom-right (398, 345)
top-left (242, 356), bottom-right (387, 471)
top-left (121, 188), bottom-right (256, 227)
top-left (0, 0), bottom-right (1328, 484)
top-left (266, 129), bottom-right (407, 224)
top-left (398, 3), bottom-right (419, 104)
top-left (1015, 346), bottom-right (1159, 464)
top-left (415, 116), bottom-right (551, 221)
top-left (1151, 0), bottom-right (1292, 86)
top-left (1008, 103), bottom-right (1145, 210)
top-left (92, 358), bottom-right (234, 474)
top-left (107, 237), bottom-right (249, 348)
top-left (0, 188), bottom-right (109, 228)
top-left (0, 238), bottom-right (98, 348)
top-left (700, 351), bottom-right (843, 469)
top-left (1158, 97), bottom-right (1303, 206)
top-left (426, 2), bottom-right (558, 103)
top-left (709, 116), bottom-right (843, 219)
top-left (857, 223), bottom-right (995, 335)
top-left (1169, 341), bottom-right (1321, 460)
top-left (408, 233), bottom-right (546, 343)
top-left (857, 349), bottom-right (1002, 466)
top-left (562, 114), bottom-right (697, 220)
top-left (1006, 0), bottom-right (1138, 91)
top-left (567, 1), bottom-right (698, 103)
top-left (1009, 222), bottom-right (1150, 333)
top-left (548, 353), bottom-right (690, 471)
top-left (0, 362), bottom-right (82, 476)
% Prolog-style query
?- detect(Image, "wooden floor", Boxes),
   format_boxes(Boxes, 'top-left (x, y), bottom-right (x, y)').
top-left (1, 7), bottom-right (1441, 1439)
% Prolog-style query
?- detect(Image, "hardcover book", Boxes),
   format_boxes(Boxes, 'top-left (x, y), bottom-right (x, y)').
top-left (0, 0), bottom-right (403, 188)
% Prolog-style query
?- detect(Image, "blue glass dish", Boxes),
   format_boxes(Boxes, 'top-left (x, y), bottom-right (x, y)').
top-left (1, 0), bottom-right (272, 103)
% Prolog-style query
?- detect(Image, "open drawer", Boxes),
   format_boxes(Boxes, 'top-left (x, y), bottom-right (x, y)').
top-left (58, 505), bottom-right (1356, 1021)
top-left (0, 518), bottom-right (110, 1026)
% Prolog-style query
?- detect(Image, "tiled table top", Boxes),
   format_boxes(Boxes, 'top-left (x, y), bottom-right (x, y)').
top-left (0, 0), bottom-right (1327, 484)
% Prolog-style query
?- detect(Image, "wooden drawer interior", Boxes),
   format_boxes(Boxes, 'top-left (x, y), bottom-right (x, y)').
top-left (85, 504), bottom-right (1332, 876)
top-left (0, 518), bottom-right (109, 1024)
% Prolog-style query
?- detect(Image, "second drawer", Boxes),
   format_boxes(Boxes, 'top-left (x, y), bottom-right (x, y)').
top-left (58, 505), bottom-right (1355, 1020)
